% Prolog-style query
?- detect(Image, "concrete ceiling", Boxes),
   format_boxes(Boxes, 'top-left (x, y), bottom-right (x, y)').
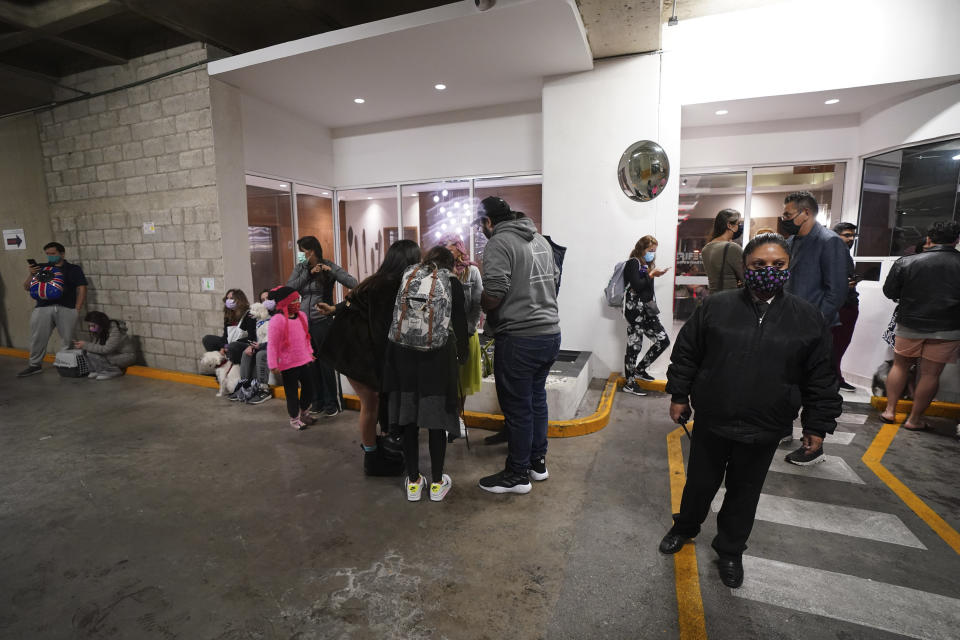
top-left (681, 76), bottom-right (960, 128)
top-left (0, 0), bottom-right (455, 116)
top-left (209, 0), bottom-right (593, 129)
top-left (576, 0), bottom-right (663, 58)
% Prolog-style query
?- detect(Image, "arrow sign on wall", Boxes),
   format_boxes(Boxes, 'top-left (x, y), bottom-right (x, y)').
top-left (3, 228), bottom-right (26, 251)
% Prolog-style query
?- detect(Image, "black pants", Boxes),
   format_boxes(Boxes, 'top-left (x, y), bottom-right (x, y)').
top-left (308, 319), bottom-right (340, 412)
top-left (201, 335), bottom-right (246, 365)
top-left (670, 427), bottom-right (779, 557)
top-left (402, 425), bottom-right (446, 483)
top-left (281, 364), bottom-right (316, 418)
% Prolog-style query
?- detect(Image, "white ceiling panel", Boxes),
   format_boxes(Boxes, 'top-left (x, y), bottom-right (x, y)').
top-left (209, 0), bottom-right (592, 128)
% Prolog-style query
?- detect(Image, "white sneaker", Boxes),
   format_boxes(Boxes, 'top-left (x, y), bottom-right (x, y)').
top-left (406, 475), bottom-right (425, 502)
top-left (529, 457), bottom-right (549, 481)
top-left (430, 474), bottom-right (452, 501)
top-left (458, 417), bottom-right (467, 438)
top-left (289, 417), bottom-right (306, 430)
top-left (779, 434), bottom-right (793, 445)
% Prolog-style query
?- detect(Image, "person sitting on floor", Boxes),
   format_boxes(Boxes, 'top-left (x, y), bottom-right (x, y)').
top-left (72, 310), bottom-right (137, 380)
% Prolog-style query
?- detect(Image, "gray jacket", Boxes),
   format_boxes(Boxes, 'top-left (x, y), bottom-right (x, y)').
top-left (785, 223), bottom-right (849, 327)
top-left (481, 217), bottom-right (560, 336)
top-left (84, 320), bottom-right (137, 366)
top-left (460, 264), bottom-right (483, 335)
top-left (286, 259), bottom-right (357, 323)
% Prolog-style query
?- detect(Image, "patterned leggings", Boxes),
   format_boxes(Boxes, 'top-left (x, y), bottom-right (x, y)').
top-left (624, 298), bottom-right (670, 379)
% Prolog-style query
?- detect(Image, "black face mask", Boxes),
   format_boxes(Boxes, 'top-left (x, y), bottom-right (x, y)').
top-left (732, 222), bottom-right (744, 240)
top-left (780, 216), bottom-right (803, 236)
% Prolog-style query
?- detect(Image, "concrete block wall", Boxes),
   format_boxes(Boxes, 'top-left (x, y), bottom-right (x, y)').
top-left (35, 43), bottom-right (226, 372)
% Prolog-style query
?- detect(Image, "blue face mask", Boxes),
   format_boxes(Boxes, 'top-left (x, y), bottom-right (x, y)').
top-left (643, 251), bottom-right (656, 263)
top-left (47, 254), bottom-right (60, 264)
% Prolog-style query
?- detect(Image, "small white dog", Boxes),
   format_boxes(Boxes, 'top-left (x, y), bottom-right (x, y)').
top-left (249, 302), bottom-right (271, 344)
top-left (199, 350), bottom-right (242, 397)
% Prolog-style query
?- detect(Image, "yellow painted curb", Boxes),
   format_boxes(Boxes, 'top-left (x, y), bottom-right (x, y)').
top-left (2, 347), bottom-right (617, 438)
top-left (870, 396), bottom-right (960, 420)
top-left (863, 423), bottom-right (960, 556)
top-left (666, 424), bottom-right (708, 640)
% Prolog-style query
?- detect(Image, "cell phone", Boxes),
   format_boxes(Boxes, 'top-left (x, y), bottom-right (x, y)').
top-left (27, 259), bottom-right (37, 266)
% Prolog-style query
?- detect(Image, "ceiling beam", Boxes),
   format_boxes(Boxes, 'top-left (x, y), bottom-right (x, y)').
top-left (117, 0), bottom-right (241, 54)
top-left (0, 0), bottom-right (127, 63)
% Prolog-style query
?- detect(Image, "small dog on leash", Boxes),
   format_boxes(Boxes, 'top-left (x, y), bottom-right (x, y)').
top-left (199, 350), bottom-right (241, 397)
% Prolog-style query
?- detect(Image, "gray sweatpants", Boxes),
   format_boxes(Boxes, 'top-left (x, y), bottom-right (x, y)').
top-left (29, 305), bottom-right (78, 366)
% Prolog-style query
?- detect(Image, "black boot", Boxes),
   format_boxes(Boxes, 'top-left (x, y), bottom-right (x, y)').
top-left (362, 444), bottom-right (404, 477)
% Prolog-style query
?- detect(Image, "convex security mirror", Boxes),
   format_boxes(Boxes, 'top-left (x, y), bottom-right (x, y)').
top-left (618, 140), bottom-right (670, 202)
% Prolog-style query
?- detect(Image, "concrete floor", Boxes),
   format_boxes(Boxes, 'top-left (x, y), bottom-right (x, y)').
top-left (1, 355), bottom-right (959, 640)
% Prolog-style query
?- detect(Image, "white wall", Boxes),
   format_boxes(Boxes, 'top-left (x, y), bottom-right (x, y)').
top-left (543, 55), bottom-right (680, 377)
top-left (859, 83), bottom-right (960, 156)
top-left (332, 101), bottom-right (542, 187)
top-left (241, 93), bottom-right (334, 186)
top-left (666, 0), bottom-right (960, 106)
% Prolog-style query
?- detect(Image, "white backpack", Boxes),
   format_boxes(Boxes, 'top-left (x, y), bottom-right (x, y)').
top-left (389, 264), bottom-right (452, 351)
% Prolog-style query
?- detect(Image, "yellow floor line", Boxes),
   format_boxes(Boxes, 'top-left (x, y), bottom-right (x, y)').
top-left (869, 395), bottom-right (960, 420)
top-left (1, 348), bottom-right (618, 438)
top-left (666, 425), bottom-right (708, 640)
top-left (862, 423), bottom-right (960, 556)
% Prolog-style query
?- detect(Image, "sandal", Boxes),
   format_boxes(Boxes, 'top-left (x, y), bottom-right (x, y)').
top-left (879, 415), bottom-right (898, 424)
top-left (902, 422), bottom-right (929, 431)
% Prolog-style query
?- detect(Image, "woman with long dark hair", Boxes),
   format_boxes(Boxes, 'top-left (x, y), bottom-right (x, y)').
top-left (621, 235), bottom-right (671, 395)
top-left (72, 310), bottom-right (137, 379)
top-left (201, 289), bottom-right (256, 365)
top-left (381, 246), bottom-right (468, 501)
top-left (701, 208), bottom-right (744, 292)
top-left (317, 239), bottom-right (422, 475)
top-left (287, 235), bottom-right (357, 417)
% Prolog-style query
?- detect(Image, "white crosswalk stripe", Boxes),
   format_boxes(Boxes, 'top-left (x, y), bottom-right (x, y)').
top-left (711, 489), bottom-right (926, 548)
top-left (837, 412), bottom-right (869, 425)
top-left (734, 556), bottom-right (960, 640)
top-left (768, 455), bottom-right (865, 484)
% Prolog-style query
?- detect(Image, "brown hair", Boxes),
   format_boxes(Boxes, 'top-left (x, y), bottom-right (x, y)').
top-left (709, 209), bottom-right (741, 241)
top-left (222, 289), bottom-right (250, 325)
top-left (629, 235), bottom-right (659, 270)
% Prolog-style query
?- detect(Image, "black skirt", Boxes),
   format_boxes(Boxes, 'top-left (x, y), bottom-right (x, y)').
top-left (381, 340), bottom-right (460, 433)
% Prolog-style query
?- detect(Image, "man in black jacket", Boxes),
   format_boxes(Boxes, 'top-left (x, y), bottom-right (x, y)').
top-left (880, 221), bottom-right (960, 430)
top-left (658, 233), bottom-right (841, 588)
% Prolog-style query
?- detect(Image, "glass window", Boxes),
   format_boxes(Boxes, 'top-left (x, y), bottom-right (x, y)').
top-left (401, 180), bottom-right (471, 250)
top-left (336, 186), bottom-right (398, 284)
top-left (246, 175), bottom-right (293, 297)
top-left (473, 176), bottom-right (542, 264)
top-left (294, 184), bottom-right (335, 263)
top-left (675, 172), bottom-right (747, 321)
top-left (751, 163), bottom-right (845, 236)
top-left (858, 138), bottom-right (960, 257)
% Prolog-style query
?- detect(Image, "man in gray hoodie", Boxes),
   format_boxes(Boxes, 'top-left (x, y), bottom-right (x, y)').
top-left (476, 196), bottom-right (561, 495)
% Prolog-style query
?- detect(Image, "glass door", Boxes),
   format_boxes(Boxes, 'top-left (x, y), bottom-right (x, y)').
top-left (473, 175), bottom-right (542, 264)
top-left (675, 172), bottom-right (747, 322)
top-left (750, 163), bottom-right (845, 236)
top-left (401, 179), bottom-right (472, 252)
top-left (246, 175), bottom-right (294, 297)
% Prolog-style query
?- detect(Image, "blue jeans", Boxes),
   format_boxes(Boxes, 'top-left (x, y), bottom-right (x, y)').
top-left (494, 333), bottom-right (561, 473)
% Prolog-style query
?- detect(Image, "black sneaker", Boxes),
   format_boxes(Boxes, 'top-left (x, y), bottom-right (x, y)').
top-left (248, 390), bottom-right (272, 405)
top-left (529, 457), bottom-right (549, 482)
top-left (785, 445), bottom-right (824, 466)
top-left (636, 370), bottom-right (655, 382)
top-left (838, 381), bottom-right (856, 391)
top-left (17, 364), bottom-right (42, 377)
top-left (621, 381), bottom-right (647, 396)
top-left (479, 468), bottom-right (531, 494)
top-left (321, 407), bottom-right (341, 418)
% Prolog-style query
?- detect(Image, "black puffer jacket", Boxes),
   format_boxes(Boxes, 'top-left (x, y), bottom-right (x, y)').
top-left (882, 245), bottom-right (960, 333)
top-left (666, 288), bottom-right (840, 442)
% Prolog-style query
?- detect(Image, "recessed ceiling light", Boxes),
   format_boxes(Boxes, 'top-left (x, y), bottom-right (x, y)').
top-left (715, 109), bottom-right (728, 116)
top-left (435, 83), bottom-right (447, 91)
top-left (824, 98), bottom-right (840, 105)
top-left (410, 192), bottom-right (417, 197)
top-left (321, 191), bottom-right (329, 195)
top-left (366, 196), bottom-right (372, 200)
top-left (354, 98), bottom-right (365, 104)
top-left (278, 183), bottom-right (287, 188)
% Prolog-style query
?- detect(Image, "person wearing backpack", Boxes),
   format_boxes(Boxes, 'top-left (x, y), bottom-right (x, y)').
top-left (622, 235), bottom-right (671, 396)
top-left (381, 246), bottom-right (468, 502)
top-left (474, 196), bottom-right (561, 495)
top-left (267, 287), bottom-right (318, 430)
top-left (18, 242), bottom-right (87, 378)
top-left (701, 209), bottom-right (744, 293)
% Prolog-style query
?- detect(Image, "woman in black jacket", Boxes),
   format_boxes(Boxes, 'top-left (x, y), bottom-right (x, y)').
top-left (622, 235), bottom-right (671, 395)
top-left (658, 233), bottom-right (841, 589)
top-left (201, 289), bottom-right (256, 365)
top-left (317, 239), bottom-right (422, 476)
